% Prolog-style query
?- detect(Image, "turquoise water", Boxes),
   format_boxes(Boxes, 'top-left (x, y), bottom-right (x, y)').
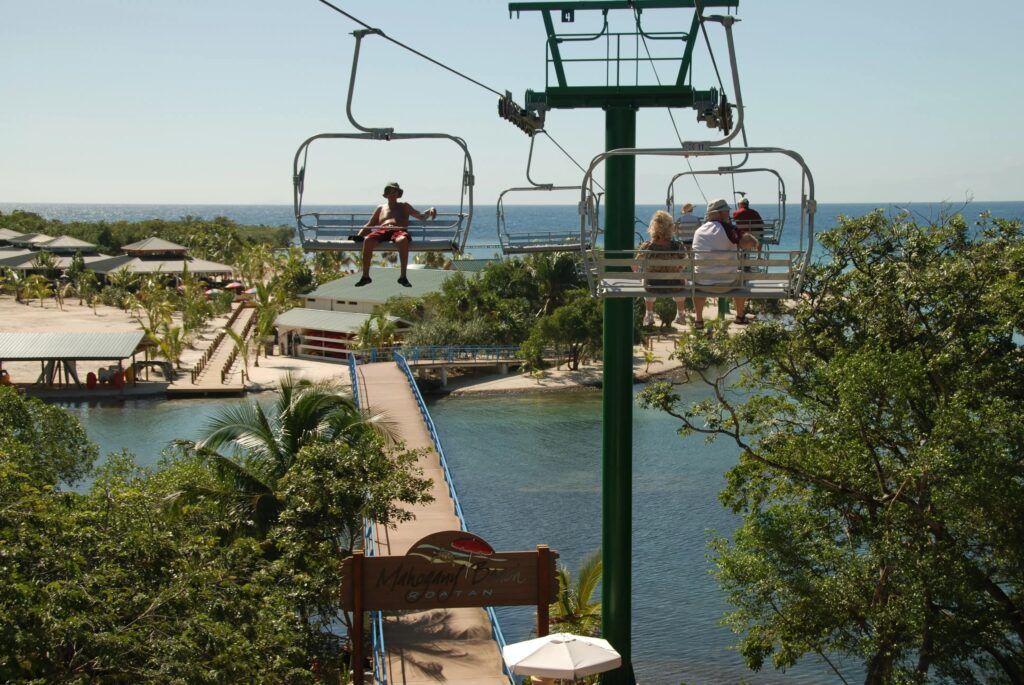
top-left (66, 388), bottom-right (849, 684)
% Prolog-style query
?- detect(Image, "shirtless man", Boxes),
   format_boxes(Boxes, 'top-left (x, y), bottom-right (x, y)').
top-left (354, 181), bottom-right (437, 287)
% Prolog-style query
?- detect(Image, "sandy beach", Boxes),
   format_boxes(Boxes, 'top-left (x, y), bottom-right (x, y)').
top-left (1, 295), bottom-right (743, 398)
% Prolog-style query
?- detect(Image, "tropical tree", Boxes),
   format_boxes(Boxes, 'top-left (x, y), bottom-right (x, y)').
top-left (30, 250), bottom-right (59, 281)
top-left (146, 322), bottom-right (185, 370)
top-left (524, 288), bottom-right (602, 370)
top-left (75, 269), bottom-right (100, 312)
top-left (0, 268), bottom-right (19, 299)
top-left (65, 250), bottom-right (86, 285)
top-left (22, 274), bottom-right (53, 308)
top-left (549, 549), bottom-right (603, 637)
top-left (182, 374), bottom-right (401, 539)
top-left (224, 327), bottom-right (251, 384)
top-left (413, 251), bottom-right (447, 268)
top-left (527, 251), bottom-right (582, 316)
top-left (640, 211), bottom-right (1024, 684)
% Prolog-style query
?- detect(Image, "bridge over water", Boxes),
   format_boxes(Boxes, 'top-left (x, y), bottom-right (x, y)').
top-left (350, 354), bottom-right (513, 684)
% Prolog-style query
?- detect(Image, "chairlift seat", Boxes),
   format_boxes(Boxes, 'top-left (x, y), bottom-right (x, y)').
top-left (587, 247), bottom-right (802, 300)
top-left (298, 212), bottom-right (467, 252)
top-left (500, 229), bottom-right (590, 254)
top-left (673, 218), bottom-right (780, 245)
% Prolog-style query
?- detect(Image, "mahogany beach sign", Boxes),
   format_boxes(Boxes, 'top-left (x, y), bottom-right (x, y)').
top-left (341, 530), bottom-right (558, 610)
top-left (341, 531), bottom-right (559, 685)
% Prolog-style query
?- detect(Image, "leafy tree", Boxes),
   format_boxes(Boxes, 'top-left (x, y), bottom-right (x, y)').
top-left (524, 288), bottom-right (602, 370)
top-left (183, 374), bottom-right (400, 539)
top-left (0, 386), bottom-right (97, 485)
top-left (640, 211), bottom-right (1024, 684)
top-left (275, 246), bottom-right (315, 298)
top-left (65, 250), bottom-right (86, 284)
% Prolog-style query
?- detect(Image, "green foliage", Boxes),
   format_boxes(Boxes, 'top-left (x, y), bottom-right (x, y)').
top-left (379, 253), bottom-right (584, 350)
top-left (550, 549), bottom-right (603, 637)
top-left (640, 211), bottom-right (1024, 683)
top-left (0, 386), bottom-right (97, 486)
top-left (0, 210), bottom-right (291, 263)
top-left (524, 288), bottom-right (603, 370)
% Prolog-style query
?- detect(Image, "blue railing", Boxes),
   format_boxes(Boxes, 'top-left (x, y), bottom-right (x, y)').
top-left (352, 344), bottom-right (564, 366)
top-left (392, 352), bottom-right (514, 683)
top-left (349, 352), bottom-right (387, 684)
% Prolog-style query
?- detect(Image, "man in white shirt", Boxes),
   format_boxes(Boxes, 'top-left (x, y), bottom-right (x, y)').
top-left (691, 197), bottom-right (759, 328)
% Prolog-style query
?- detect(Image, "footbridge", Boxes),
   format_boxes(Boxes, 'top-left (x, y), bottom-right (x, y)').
top-left (354, 345), bottom-right (564, 387)
top-left (349, 353), bottom-right (513, 685)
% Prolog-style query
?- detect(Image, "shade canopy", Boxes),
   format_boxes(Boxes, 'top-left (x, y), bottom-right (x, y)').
top-left (502, 633), bottom-right (621, 680)
top-left (0, 331), bottom-right (145, 361)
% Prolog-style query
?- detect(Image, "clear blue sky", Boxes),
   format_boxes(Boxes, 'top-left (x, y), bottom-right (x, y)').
top-left (2, 1), bottom-right (1021, 206)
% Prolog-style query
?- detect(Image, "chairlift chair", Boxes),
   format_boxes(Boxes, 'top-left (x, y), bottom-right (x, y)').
top-left (496, 133), bottom-right (599, 255)
top-left (293, 29), bottom-right (474, 254)
top-left (667, 167), bottom-right (787, 245)
top-left (579, 146), bottom-right (816, 302)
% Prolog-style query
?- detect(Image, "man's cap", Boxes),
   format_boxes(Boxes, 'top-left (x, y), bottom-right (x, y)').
top-left (706, 198), bottom-right (730, 214)
top-left (738, 197), bottom-right (749, 206)
top-left (383, 182), bottom-right (404, 197)
top-left (682, 202), bottom-right (695, 213)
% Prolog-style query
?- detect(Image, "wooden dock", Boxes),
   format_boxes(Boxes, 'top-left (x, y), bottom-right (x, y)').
top-left (166, 306), bottom-right (254, 397)
top-left (355, 362), bottom-right (510, 685)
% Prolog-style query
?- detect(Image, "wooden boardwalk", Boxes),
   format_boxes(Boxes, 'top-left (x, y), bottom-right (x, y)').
top-left (355, 362), bottom-right (510, 685)
top-left (166, 306), bottom-right (253, 396)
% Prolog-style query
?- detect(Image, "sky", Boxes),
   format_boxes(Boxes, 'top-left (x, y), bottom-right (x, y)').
top-left (1, 0), bottom-right (1022, 207)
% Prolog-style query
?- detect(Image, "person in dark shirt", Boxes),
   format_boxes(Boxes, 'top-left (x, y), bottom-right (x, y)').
top-left (731, 198), bottom-right (764, 232)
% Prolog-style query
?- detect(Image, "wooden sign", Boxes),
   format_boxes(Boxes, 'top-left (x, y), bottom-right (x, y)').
top-left (343, 531), bottom-right (558, 685)
top-left (341, 531), bottom-right (558, 611)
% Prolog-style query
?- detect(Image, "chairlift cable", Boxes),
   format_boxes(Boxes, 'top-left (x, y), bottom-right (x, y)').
top-left (315, 0), bottom-right (504, 98)
top-left (632, 6), bottom-right (707, 204)
top-left (542, 131), bottom-right (605, 193)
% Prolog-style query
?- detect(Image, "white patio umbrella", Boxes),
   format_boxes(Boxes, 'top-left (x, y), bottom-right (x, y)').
top-left (502, 633), bottom-right (622, 681)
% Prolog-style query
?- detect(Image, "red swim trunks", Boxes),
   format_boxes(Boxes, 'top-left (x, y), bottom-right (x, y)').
top-left (366, 227), bottom-right (411, 243)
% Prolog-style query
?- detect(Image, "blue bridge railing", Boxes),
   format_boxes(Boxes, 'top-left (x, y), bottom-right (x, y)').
top-left (350, 352), bottom-right (387, 684)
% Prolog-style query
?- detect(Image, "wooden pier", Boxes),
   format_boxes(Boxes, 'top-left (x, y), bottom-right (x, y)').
top-left (355, 361), bottom-right (510, 685)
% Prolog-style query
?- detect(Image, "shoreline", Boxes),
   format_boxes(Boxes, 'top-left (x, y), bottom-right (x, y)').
top-left (1, 295), bottom-right (737, 402)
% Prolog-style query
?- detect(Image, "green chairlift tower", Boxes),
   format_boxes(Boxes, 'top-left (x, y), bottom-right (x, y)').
top-left (507, 2), bottom-right (739, 683)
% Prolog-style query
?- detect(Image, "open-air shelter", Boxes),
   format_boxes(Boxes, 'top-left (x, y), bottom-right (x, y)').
top-left (0, 331), bottom-right (146, 389)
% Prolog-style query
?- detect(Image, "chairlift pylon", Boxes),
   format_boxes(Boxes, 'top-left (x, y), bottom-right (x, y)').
top-left (293, 30), bottom-right (474, 254)
top-left (579, 145), bottom-right (816, 301)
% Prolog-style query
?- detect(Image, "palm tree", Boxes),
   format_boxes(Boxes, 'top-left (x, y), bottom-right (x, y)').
top-left (23, 274), bottom-right (53, 308)
top-left (549, 549), bottom-right (603, 637)
top-left (0, 268), bottom-right (21, 299)
top-left (181, 374), bottom-right (399, 538)
top-left (146, 322), bottom-right (186, 369)
top-left (224, 327), bottom-right (251, 384)
top-left (75, 270), bottom-right (100, 313)
top-left (528, 252), bottom-right (582, 316)
top-left (30, 251), bottom-right (59, 281)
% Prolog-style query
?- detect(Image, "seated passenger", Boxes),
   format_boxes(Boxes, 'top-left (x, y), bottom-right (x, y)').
top-left (732, 197), bottom-right (765, 232)
top-left (353, 181), bottom-right (437, 288)
top-left (692, 198), bottom-right (759, 328)
top-left (637, 210), bottom-right (688, 327)
top-left (678, 202), bottom-right (699, 224)
top-left (674, 202), bottom-right (701, 242)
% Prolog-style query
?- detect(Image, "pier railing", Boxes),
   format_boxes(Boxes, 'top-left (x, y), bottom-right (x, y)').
top-left (190, 305), bottom-right (245, 384)
top-left (393, 352), bottom-right (513, 682)
top-left (351, 344), bottom-right (563, 365)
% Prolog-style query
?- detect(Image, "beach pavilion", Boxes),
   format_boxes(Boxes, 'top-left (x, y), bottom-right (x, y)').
top-left (0, 228), bottom-right (26, 245)
top-left (0, 235), bottom-right (111, 274)
top-left (274, 307), bottom-right (408, 360)
top-left (88, 237), bottom-right (234, 280)
top-left (0, 331), bottom-right (146, 389)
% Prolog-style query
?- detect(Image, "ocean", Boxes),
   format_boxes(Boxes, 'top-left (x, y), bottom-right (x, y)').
top-left (3, 201), bottom-right (1022, 261)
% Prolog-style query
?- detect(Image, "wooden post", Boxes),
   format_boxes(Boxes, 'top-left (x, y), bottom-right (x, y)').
top-left (537, 544), bottom-right (551, 638)
top-left (351, 550), bottom-right (364, 685)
